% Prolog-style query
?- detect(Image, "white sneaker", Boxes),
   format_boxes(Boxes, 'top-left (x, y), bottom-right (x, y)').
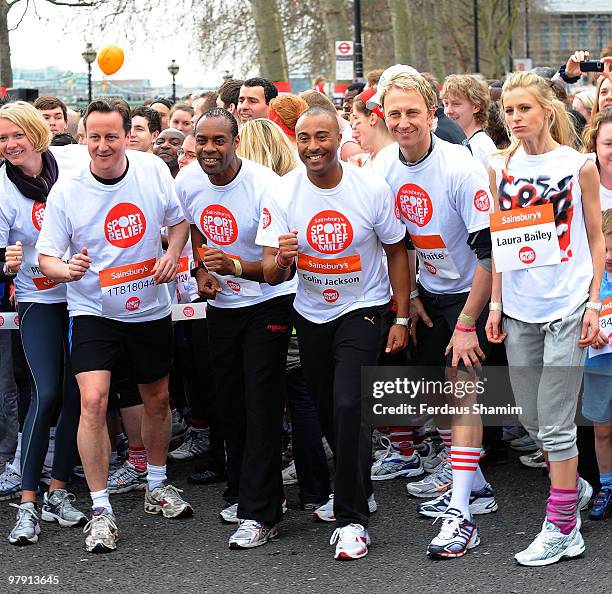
top-left (406, 460), bottom-right (452, 498)
top-left (509, 434), bottom-right (538, 452)
top-left (228, 519), bottom-right (278, 549)
top-left (423, 445), bottom-right (449, 474)
top-left (282, 460), bottom-right (297, 486)
top-left (0, 463), bottom-right (22, 501)
top-left (371, 443), bottom-right (423, 480)
top-left (167, 428), bottom-right (209, 462)
top-left (330, 523), bottom-right (370, 560)
top-left (220, 501), bottom-right (287, 524)
top-left (83, 508), bottom-right (119, 553)
top-left (577, 477), bottom-right (593, 512)
top-left (312, 493), bottom-right (377, 523)
top-left (519, 450), bottom-right (547, 469)
top-left (427, 508), bottom-right (480, 558)
top-left (514, 520), bottom-right (585, 566)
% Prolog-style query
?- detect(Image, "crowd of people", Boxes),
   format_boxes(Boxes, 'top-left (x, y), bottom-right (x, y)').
top-left (0, 45), bottom-right (610, 567)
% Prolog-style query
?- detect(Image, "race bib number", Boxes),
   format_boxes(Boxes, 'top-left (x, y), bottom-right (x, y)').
top-left (588, 297), bottom-right (612, 358)
top-left (296, 253), bottom-right (363, 306)
top-left (490, 204), bottom-right (561, 272)
top-left (411, 234), bottom-right (460, 280)
top-left (100, 257), bottom-right (160, 316)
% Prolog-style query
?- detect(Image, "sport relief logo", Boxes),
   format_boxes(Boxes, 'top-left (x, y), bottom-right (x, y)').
top-left (200, 205), bottom-right (238, 246)
top-left (396, 184), bottom-right (433, 227)
top-left (323, 289), bottom-right (339, 303)
top-left (125, 296), bottom-right (141, 311)
top-left (307, 210), bottom-right (353, 255)
top-left (226, 280), bottom-right (241, 293)
top-left (474, 189), bottom-right (490, 213)
top-left (424, 261), bottom-right (437, 275)
top-left (182, 306), bottom-right (195, 318)
top-left (105, 203), bottom-right (146, 249)
top-left (519, 245), bottom-right (536, 265)
top-left (31, 202), bottom-right (46, 232)
top-left (262, 207), bottom-right (272, 229)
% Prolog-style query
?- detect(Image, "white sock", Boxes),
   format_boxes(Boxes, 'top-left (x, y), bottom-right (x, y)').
top-left (147, 464), bottom-right (167, 491)
top-left (90, 488), bottom-right (112, 514)
top-left (448, 446), bottom-right (481, 519)
top-left (12, 432), bottom-right (22, 474)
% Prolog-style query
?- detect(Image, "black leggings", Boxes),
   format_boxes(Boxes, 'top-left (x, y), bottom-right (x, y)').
top-left (18, 302), bottom-right (80, 491)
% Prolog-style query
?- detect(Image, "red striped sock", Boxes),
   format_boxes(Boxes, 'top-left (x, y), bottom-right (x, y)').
top-left (438, 428), bottom-right (452, 460)
top-left (390, 427), bottom-right (414, 456)
top-left (128, 446), bottom-right (147, 473)
top-left (448, 446), bottom-right (481, 517)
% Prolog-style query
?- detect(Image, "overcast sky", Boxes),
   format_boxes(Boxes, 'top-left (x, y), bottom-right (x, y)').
top-left (10, 2), bottom-right (222, 88)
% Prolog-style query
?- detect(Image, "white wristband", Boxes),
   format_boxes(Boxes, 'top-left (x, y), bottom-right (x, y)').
top-left (585, 301), bottom-right (602, 313)
top-left (410, 289), bottom-right (419, 300)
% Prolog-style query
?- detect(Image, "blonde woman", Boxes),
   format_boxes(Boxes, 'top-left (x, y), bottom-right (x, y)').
top-left (572, 89), bottom-right (596, 124)
top-left (486, 72), bottom-right (604, 566)
top-left (0, 102), bottom-right (85, 545)
top-left (236, 118), bottom-right (298, 176)
top-left (582, 108), bottom-right (612, 210)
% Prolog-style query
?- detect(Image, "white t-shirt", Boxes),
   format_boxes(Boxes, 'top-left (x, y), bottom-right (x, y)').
top-left (0, 146), bottom-right (90, 304)
top-left (175, 159), bottom-right (296, 309)
top-left (256, 162), bottom-right (405, 323)
top-left (489, 146), bottom-right (594, 322)
top-left (469, 130), bottom-right (497, 171)
top-left (375, 138), bottom-right (492, 294)
top-left (601, 184), bottom-right (612, 211)
top-left (338, 119), bottom-right (358, 160)
top-left (36, 150), bottom-right (185, 322)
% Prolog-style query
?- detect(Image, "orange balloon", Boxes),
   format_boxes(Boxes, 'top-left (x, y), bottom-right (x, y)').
top-left (97, 45), bottom-right (124, 76)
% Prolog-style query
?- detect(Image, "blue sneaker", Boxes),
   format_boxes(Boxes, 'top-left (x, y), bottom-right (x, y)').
top-left (588, 486), bottom-right (611, 521)
top-left (371, 447), bottom-right (423, 481)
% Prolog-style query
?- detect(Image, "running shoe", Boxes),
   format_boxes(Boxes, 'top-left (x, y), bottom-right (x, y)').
top-left (418, 484), bottom-right (498, 518)
top-left (588, 486), bottom-right (611, 521)
top-left (282, 460), bottom-right (298, 485)
top-left (169, 409), bottom-right (189, 450)
top-left (8, 502), bottom-right (40, 545)
top-left (41, 489), bottom-right (86, 527)
top-left (427, 508), bottom-right (480, 558)
top-left (519, 449), bottom-right (547, 469)
top-left (330, 523), bottom-right (370, 560)
top-left (168, 428), bottom-right (209, 462)
top-left (84, 508), bottom-right (119, 553)
top-left (39, 466), bottom-right (52, 486)
top-left (144, 483), bottom-right (193, 519)
top-left (577, 477), bottom-right (593, 512)
top-left (514, 520), bottom-right (584, 566)
top-left (220, 500), bottom-right (287, 524)
top-left (228, 519), bottom-right (278, 549)
top-left (107, 461), bottom-right (147, 494)
top-left (509, 434), bottom-right (538, 452)
top-left (423, 445), bottom-right (449, 474)
top-left (312, 493), bottom-right (377, 522)
top-left (371, 445), bottom-right (423, 480)
top-left (406, 460), bottom-right (452, 498)
top-left (0, 463), bottom-right (21, 501)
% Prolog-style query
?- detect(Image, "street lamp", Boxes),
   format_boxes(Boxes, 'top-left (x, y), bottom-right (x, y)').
top-left (81, 42), bottom-right (97, 103)
top-left (168, 59), bottom-right (179, 104)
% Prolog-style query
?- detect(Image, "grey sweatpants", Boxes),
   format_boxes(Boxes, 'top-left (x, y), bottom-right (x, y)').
top-left (0, 331), bottom-right (18, 464)
top-left (503, 304), bottom-right (586, 462)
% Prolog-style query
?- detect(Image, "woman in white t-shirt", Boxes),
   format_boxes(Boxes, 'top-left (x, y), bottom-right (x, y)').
top-left (582, 108), bottom-right (612, 211)
top-left (485, 72), bottom-right (604, 567)
top-left (0, 102), bottom-right (85, 545)
top-left (442, 74), bottom-right (497, 170)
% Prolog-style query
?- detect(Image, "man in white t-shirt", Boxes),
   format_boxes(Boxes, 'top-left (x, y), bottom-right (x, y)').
top-left (36, 99), bottom-right (192, 554)
top-left (375, 73), bottom-right (496, 559)
top-left (175, 108), bottom-right (296, 550)
top-left (257, 106), bottom-right (410, 560)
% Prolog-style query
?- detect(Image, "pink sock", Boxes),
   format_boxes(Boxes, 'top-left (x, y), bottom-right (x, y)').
top-left (546, 486), bottom-right (578, 534)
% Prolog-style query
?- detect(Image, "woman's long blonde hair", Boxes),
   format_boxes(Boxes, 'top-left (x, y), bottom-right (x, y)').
top-left (495, 71), bottom-right (578, 165)
top-left (237, 119), bottom-right (297, 176)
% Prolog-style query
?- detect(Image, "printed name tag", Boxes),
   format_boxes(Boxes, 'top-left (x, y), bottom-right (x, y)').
top-left (100, 257), bottom-right (160, 316)
top-left (410, 234), bottom-right (460, 279)
top-left (589, 297), bottom-right (612, 358)
top-left (297, 253), bottom-right (363, 305)
top-left (490, 204), bottom-right (561, 272)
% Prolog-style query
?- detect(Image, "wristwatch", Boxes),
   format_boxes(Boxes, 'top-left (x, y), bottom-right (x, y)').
top-left (393, 317), bottom-right (410, 327)
top-left (190, 261), bottom-right (205, 278)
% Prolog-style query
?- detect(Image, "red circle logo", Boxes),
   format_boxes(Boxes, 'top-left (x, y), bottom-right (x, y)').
top-left (105, 203), bottom-right (147, 248)
top-left (474, 189), bottom-right (490, 213)
top-left (0, 315), bottom-right (4, 327)
top-left (262, 207), bottom-right (271, 229)
top-left (307, 210), bottom-right (353, 254)
top-left (226, 280), bottom-right (241, 293)
top-left (424, 261), bottom-right (437, 275)
top-left (200, 205), bottom-right (238, 246)
top-left (396, 184), bottom-right (433, 227)
top-left (519, 246), bottom-right (536, 264)
top-left (126, 296), bottom-right (141, 311)
top-left (183, 306), bottom-right (195, 317)
top-left (14, 315), bottom-right (19, 327)
top-left (31, 202), bottom-right (46, 232)
top-left (323, 289), bottom-right (339, 303)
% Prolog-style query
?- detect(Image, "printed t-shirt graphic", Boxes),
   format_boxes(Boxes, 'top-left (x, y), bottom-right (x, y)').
top-left (489, 146), bottom-right (595, 323)
top-left (174, 158), bottom-right (296, 308)
top-left (374, 138), bottom-right (491, 294)
top-left (256, 162), bottom-right (405, 323)
top-left (36, 150), bottom-right (185, 322)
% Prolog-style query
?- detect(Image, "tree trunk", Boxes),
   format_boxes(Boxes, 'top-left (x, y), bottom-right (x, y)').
top-left (250, 0), bottom-right (289, 81)
top-left (389, 0), bottom-right (412, 64)
top-left (318, 0), bottom-right (351, 81)
top-left (0, 1), bottom-right (13, 88)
